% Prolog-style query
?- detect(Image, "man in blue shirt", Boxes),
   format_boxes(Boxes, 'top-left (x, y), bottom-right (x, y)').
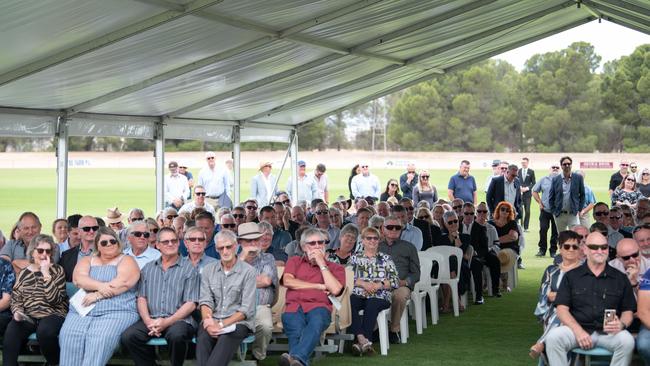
top-left (447, 160), bottom-right (477, 204)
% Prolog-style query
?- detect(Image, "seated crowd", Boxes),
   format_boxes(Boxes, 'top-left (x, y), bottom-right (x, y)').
top-left (0, 186), bottom-right (521, 365)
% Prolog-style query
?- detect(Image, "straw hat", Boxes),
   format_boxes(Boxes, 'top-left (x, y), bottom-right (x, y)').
top-left (238, 222), bottom-right (263, 240)
top-left (105, 207), bottom-right (124, 224)
top-left (497, 249), bottom-right (517, 271)
top-left (259, 161), bottom-right (272, 170)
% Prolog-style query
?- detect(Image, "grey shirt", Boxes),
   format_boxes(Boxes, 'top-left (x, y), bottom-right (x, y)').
top-left (199, 259), bottom-right (256, 331)
top-left (504, 178), bottom-right (517, 205)
top-left (0, 239), bottom-right (61, 263)
top-left (532, 175), bottom-right (553, 212)
top-left (244, 252), bottom-right (278, 306)
top-left (562, 176), bottom-right (572, 211)
top-left (138, 256), bottom-right (199, 326)
top-left (378, 239), bottom-right (420, 290)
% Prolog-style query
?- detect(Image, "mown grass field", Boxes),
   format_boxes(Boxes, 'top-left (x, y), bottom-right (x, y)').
top-left (0, 167), bottom-right (616, 365)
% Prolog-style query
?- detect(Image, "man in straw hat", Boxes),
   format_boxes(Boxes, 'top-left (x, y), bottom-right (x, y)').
top-left (251, 161), bottom-right (278, 207)
top-left (238, 222), bottom-right (278, 362)
top-left (105, 207), bottom-right (125, 232)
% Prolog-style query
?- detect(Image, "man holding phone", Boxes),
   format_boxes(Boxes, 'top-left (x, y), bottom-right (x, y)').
top-left (545, 232), bottom-right (636, 366)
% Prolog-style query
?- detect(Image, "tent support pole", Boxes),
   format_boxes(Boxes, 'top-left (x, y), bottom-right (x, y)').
top-left (154, 119), bottom-right (165, 214)
top-left (233, 126), bottom-right (241, 205)
top-left (55, 115), bottom-right (69, 219)
top-left (290, 130), bottom-right (299, 205)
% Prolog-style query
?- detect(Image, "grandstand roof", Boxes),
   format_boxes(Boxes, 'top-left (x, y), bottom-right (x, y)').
top-left (0, 0), bottom-right (648, 139)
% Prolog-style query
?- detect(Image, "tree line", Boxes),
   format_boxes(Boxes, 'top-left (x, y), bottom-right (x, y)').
top-left (1, 42), bottom-right (647, 153)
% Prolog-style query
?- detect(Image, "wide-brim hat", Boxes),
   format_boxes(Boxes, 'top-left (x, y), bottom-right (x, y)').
top-left (259, 161), bottom-right (272, 170)
top-left (105, 207), bottom-right (124, 224)
top-left (497, 249), bottom-right (517, 271)
top-left (238, 222), bottom-right (263, 240)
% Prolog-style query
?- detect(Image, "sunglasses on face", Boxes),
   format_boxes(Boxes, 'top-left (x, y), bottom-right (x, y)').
top-left (195, 192), bottom-right (206, 196)
top-left (500, 167), bottom-right (507, 171)
top-left (626, 178), bottom-right (636, 182)
top-left (216, 244), bottom-right (235, 251)
top-left (421, 176), bottom-right (430, 179)
top-left (418, 216), bottom-right (429, 220)
top-left (621, 163), bottom-right (629, 167)
top-left (447, 220), bottom-right (459, 225)
top-left (364, 236), bottom-right (380, 242)
top-left (463, 212), bottom-right (475, 216)
top-left (361, 165), bottom-right (368, 168)
top-left (609, 216), bottom-right (622, 220)
top-left (643, 173), bottom-right (650, 176)
top-left (389, 183), bottom-right (398, 187)
top-left (246, 206), bottom-right (257, 210)
top-left (405, 206), bottom-right (415, 211)
top-left (476, 209), bottom-right (488, 214)
top-left (384, 225), bottom-right (403, 231)
top-left (594, 211), bottom-right (609, 216)
top-left (131, 231), bottom-right (150, 238)
top-left (221, 223), bottom-right (236, 229)
top-left (35, 248), bottom-right (52, 255)
top-left (562, 163), bottom-right (572, 167)
top-left (81, 226), bottom-right (99, 232)
top-left (562, 244), bottom-right (580, 251)
top-left (453, 205), bottom-right (462, 210)
top-left (232, 214), bottom-right (245, 219)
top-left (99, 239), bottom-right (118, 247)
top-left (551, 166), bottom-right (560, 170)
top-left (305, 240), bottom-right (328, 246)
top-left (282, 199), bottom-right (291, 205)
top-left (206, 157), bottom-right (215, 160)
top-left (150, 228), bottom-right (159, 234)
top-left (166, 215), bottom-right (178, 220)
top-left (316, 211), bottom-right (329, 215)
top-left (631, 166), bottom-right (638, 169)
top-left (620, 252), bottom-right (640, 261)
top-left (185, 237), bottom-right (205, 243)
top-left (586, 244), bottom-right (609, 251)
top-left (131, 217), bottom-right (144, 221)
top-left (159, 239), bottom-right (179, 246)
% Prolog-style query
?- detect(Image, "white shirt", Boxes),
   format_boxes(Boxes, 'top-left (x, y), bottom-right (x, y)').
top-left (165, 173), bottom-right (189, 203)
top-left (197, 166), bottom-right (229, 197)
top-left (287, 175), bottom-right (318, 203)
top-left (351, 174), bottom-right (381, 198)
top-left (262, 174), bottom-right (273, 203)
top-left (313, 173), bottom-right (328, 200)
top-left (124, 246), bottom-right (161, 269)
top-left (178, 200), bottom-right (216, 216)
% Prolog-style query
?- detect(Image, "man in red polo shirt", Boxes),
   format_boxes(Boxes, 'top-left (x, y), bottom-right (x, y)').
top-left (279, 228), bottom-right (345, 366)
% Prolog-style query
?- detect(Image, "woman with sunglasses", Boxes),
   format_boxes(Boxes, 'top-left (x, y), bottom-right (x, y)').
top-left (612, 174), bottom-right (644, 208)
top-left (489, 201), bottom-right (520, 289)
top-left (620, 204), bottom-right (637, 230)
top-left (328, 207), bottom-right (344, 229)
top-left (3, 234), bottom-right (66, 366)
top-left (438, 211), bottom-right (470, 313)
top-left (412, 170), bottom-right (438, 209)
top-left (60, 227), bottom-right (140, 366)
top-left (349, 227), bottom-right (399, 355)
top-left (145, 218), bottom-right (160, 248)
top-left (530, 231), bottom-right (582, 359)
top-left (380, 179), bottom-right (402, 202)
top-left (639, 168), bottom-right (650, 198)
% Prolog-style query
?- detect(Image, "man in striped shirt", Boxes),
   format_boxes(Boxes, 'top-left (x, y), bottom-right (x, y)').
top-left (121, 228), bottom-right (199, 366)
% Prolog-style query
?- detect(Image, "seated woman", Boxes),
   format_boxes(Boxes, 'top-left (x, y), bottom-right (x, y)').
top-left (3, 235), bottom-right (66, 366)
top-left (489, 201), bottom-right (520, 289)
top-left (349, 227), bottom-right (399, 355)
top-left (529, 231), bottom-right (582, 359)
top-left (0, 257), bottom-right (15, 336)
top-left (328, 207), bottom-right (343, 229)
top-left (327, 223), bottom-right (359, 265)
top-left (59, 227), bottom-right (140, 366)
top-left (380, 179), bottom-right (402, 202)
top-left (437, 211), bottom-right (471, 313)
top-left (612, 175), bottom-right (644, 208)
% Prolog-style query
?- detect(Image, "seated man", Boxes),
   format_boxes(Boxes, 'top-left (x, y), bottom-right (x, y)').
top-left (280, 228), bottom-right (345, 366)
top-left (238, 222), bottom-right (277, 362)
top-left (197, 231), bottom-right (256, 366)
top-left (123, 221), bottom-right (161, 269)
top-left (0, 212), bottom-right (49, 273)
top-left (121, 228), bottom-right (199, 366)
top-left (608, 238), bottom-right (649, 296)
top-left (545, 232), bottom-right (636, 366)
top-left (183, 227), bottom-right (217, 273)
top-left (379, 216), bottom-right (420, 343)
top-left (179, 185), bottom-right (216, 216)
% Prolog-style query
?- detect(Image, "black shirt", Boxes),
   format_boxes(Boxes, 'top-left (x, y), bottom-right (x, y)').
top-left (555, 262), bottom-right (636, 333)
top-left (609, 172), bottom-right (625, 192)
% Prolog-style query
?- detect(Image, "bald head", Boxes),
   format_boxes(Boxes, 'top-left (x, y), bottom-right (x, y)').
top-left (617, 239), bottom-right (639, 256)
top-left (586, 231), bottom-right (607, 245)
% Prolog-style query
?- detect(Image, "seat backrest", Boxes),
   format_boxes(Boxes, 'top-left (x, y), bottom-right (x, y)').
top-left (271, 266), bottom-right (286, 332)
top-left (415, 252), bottom-right (434, 292)
top-left (324, 266), bottom-right (353, 334)
top-left (425, 246), bottom-right (462, 280)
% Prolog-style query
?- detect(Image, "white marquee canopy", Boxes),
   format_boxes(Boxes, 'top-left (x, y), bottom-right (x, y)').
top-left (0, 0), bottom-right (647, 215)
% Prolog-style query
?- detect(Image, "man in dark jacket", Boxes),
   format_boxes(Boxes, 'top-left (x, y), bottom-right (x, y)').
top-left (548, 156), bottom-right (585, 232)
top-left (486, 164), bottom-right (522, 219)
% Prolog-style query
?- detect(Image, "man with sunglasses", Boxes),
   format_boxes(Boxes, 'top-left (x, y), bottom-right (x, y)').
top-left (184, 227), bottom-right (216, 273)
top-left (549, 156), bottom-right (585, 233)
top-left (592, 202), bottom-right (625, 251)
top-left (179, 185), bottom-right (216, 216)
top-left (391, 204), bottom-right (423, 251)
top-left (121, 228), bottom-right (198, 366)
top-left (460, 203), bottom-right (500, 300)
top-left (609, 239), bottom-right (648, 295)
top-left (546, 232), bottom-right (636, 366)
top-left (486, 164), bottom-right (522, 219)
top-left (59, 215), bottom-right (97, 281)
top-left (399, 163), bottom-right (419, 200)
top-left (350, 162), bottom-right (380, 200)
top-left (198, 151), bottom-right (232, 209)
top-left (609, 161), bottom-right (630, 198)
top-left (379, 216), bottom-right (420, 343)
top-left (280, 228), bottom-right (345, 366)
top-left (313, 202), bottom-right (340, 249)
top-left (244, 199), bottom-right (260, 223)
top-left (237, 222), bottom-right (277, 362)
top-left (124, 221), bottom-right (161, 269)
top-left (533, 165), bottom-right (561, 257)
top-left (399, 198), bottom-right (435, 250)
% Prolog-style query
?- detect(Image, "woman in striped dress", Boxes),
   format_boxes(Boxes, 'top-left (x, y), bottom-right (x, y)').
top-left (59, 227), bottom-right (141, 366)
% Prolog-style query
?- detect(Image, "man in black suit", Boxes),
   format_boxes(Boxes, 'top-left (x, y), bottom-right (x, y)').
top-left (486, 164), bottom-right (522, 219)
top-left (60, 215), bottom-right (98, 281)
top-left (518, 157), bottom-right (536, 232)
top-left (459, 203), bottom-right (496, 304)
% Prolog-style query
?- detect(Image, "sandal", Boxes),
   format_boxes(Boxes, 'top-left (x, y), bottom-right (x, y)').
top-left (362, 341), bottom-right (375, 355)
top-left (352, 343), bottom-right (363, 356)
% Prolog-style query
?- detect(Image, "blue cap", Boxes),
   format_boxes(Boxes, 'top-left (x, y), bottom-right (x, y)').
top-left (297, 160), bottom-right (306, 167)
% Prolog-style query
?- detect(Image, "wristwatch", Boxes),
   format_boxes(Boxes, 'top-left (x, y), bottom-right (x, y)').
top-left (319, 265), bottom-right (329, 271)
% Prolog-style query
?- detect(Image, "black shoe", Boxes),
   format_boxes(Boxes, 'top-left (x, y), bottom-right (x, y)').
top-left (474, 297), bottom-right (484, 305)
top-left (535, 251), bottom-right (545, 257)
top-left (388, 331), bottom-right (400, 344)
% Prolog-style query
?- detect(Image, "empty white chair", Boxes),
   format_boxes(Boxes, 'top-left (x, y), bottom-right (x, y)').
top-left (413, 252), bottom-right (440, 332)
top-left (426, 246), bottom-right (463, 317)
top-left (375, 302), bottom-right (410, 356)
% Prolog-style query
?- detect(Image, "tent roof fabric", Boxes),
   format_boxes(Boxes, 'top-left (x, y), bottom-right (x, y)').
top-left (0, 0), bottom-right (647, 131)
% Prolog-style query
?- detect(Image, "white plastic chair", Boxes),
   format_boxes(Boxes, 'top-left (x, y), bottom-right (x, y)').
top-left (483, 266), bottom-right (494, 297)
top-left (412, 252), bottom-right (440, 332)
top-left (375, 302), bottom-right (409, 356)
top-left (426, 246), bottom-right (463, 317)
